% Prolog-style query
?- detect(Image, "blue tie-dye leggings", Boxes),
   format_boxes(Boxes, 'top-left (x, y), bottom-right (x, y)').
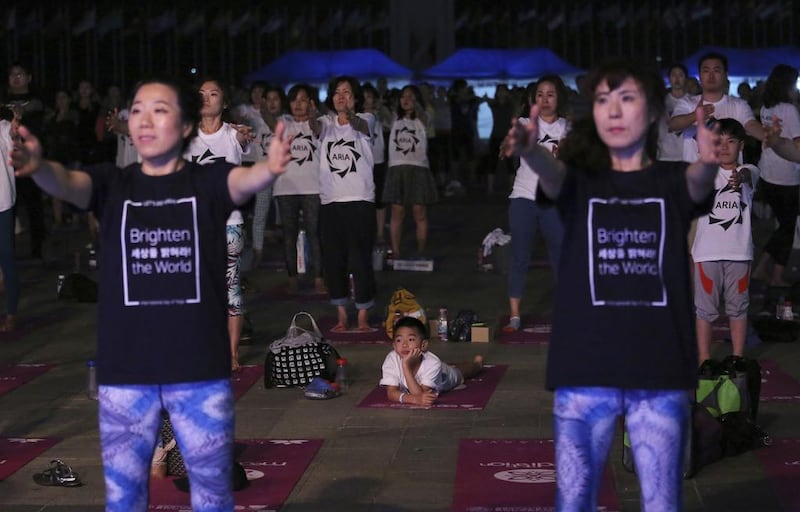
top-left (98, 379), bottom-right (235, 512)
top-left (553, 387), bottom-right (689, 512)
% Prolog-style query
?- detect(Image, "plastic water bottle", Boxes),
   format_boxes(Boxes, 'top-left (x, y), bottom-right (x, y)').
top-left (56, 274), bottom-right (66, 297)
top-left (372, 246), bottom-right (384, 271)
top-left (437, 308), bottom-right (449, 340)
top-left (335, 358), bottom-right (348, 391)
top-left (88, 249), bottom-right (97, 271)
top-left (776, 296), bottom-right (785, 320)
top-left (86, 359), bottom-right (98, 400)
top-left (296, 230), bottom-right (308, 274)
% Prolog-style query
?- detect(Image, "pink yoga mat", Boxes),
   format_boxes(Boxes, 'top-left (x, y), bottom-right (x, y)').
top-left (317, 316), bottom-right (390, 344)
top-left (0, 363), bottom-right (55, 397)
top-left (0, 437), bottom-right (61, 481)
top-left (451, 439), bottom-right (621, 512)
top-left (357, 364), bottom-right (507, 410)
top-left (231, 365), bottom-right (263, 401)
top-left (495, 316), bottom-right (551, 345)
top-left (755, 438), bottom-right (800, 511)
top-left (148, 438), bottom-right (322, 511)
top-left (759, 359), bottom-right (800, 402)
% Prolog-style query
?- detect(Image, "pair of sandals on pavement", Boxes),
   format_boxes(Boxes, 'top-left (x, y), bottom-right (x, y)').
top-left (33, 459), bottom-right (82, 487)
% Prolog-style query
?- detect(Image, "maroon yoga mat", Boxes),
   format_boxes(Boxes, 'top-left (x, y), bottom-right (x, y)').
top-left (317, 316), bottom-right (390, 344)
top-left (451, 439), bottom-right (621, 512)
top-left (231, 365), bottom-right (263, 401)
top-left (0, 363), bottom-right (55, 397)
top-left (759, 359), bottom-right (800, 402)
top-left (755, 438), bottom-right (800, 511)
top-left (494, 315), bottom-right (551, 345)
top-left (357, 364), bottom-right (507, 410)
top-left (148, 438), bottom-right (322, 510)
top-left (0, 437), bottom-right (61, 481)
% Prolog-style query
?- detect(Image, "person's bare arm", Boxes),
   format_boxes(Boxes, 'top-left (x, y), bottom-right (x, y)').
top-left (503, 105), bottom-right (566, 199)
top-left (11, 125), bottom-right (92, 209)
top-left (686, 107), bottom-right (722, 203)
top-left (227, 121), bottom-right (292, 205)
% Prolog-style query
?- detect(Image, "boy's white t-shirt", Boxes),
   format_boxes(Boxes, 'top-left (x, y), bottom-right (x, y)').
top-left (184, 122), bottom-right (249, 225)
top-left (691, 163), bottom-right (760, 262)
top-left (758, 102), bottom-right (800, 185)
top-left (509, 116), bottom-right (570, 201)
top-left (388, 116), bottom-right (429, 168)
top-left (379, 350), bottom-right (461, 394)
top-left (273, 116), bottom-right (321, 196)
top-left (318, 113), bottom-right (375, 205)
top-left (0, 120), bottom-right (15, 212)
top-left (672, 94), bottom-right (755, 163)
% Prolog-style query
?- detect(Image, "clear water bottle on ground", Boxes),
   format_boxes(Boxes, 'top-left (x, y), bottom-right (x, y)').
top-left (776, 296), bottom-right (785, 320)
top-left (335, 358), bottom-right (348, 391)
top-left (86, 359), bottom-right (98, 400)
top-left (296, 230), bottom-right (308, 274)
top-left (437, 308), bottom-right (449, 341)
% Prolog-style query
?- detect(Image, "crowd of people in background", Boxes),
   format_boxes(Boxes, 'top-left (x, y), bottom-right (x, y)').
top-left (2, 53), bottom-right (800, 511)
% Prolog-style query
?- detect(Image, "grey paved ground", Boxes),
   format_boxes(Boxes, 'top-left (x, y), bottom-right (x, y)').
top-left (1, 194), bottom-right (798, 511)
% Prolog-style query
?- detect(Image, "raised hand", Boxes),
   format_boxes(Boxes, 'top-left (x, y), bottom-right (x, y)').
top-left (501, 104), bottom-right (541, 158)
top-left (266, 120), bottom-right (291, 175)
top-left (695, 106), bottom-right (721, 166)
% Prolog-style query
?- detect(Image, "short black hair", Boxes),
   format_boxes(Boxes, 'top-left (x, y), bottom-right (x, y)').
top-left (393, 316), bottom-right (428, 339)
top-left (716, 117), bottom-right (745, 141)
top-left (698, 52), bottom-right (728, 74)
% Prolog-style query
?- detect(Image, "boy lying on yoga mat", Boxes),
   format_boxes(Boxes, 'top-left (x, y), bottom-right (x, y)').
top-left (380, 316), bottom-right (483, 407)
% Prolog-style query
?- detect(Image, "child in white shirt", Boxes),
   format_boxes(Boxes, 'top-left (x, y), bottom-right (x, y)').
top-left (380, 317), bottom-right (483, 407)
top-left (691, 118), bottom-right (760, 364)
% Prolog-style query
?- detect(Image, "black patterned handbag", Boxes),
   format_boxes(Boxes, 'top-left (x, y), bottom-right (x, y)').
top-left (264, 312), bottom-right (340, 388)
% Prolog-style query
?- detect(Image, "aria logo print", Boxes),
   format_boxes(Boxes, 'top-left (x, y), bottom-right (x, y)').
top-left (291, 133), bottom-right (318, 165)
top-left (493, 468), bottom-right (557, 483)
top-left (707, 182), bottom-right (747, 230)
top-left (326, 138), bottom-right (362, 178)
top-left (393, 126), bottom-right (420, 155)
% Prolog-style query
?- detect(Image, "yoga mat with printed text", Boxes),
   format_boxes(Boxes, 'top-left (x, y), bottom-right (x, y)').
top-left (755, 438), bottom-right (800, 511)
top-left (0, 363), bottom-right (55, 397)
top-left (0, 437), bottom-right (61, 481)
top-left (148, 438), bottom-right (322, 511)
top-left (451, 439), bottom-right (621, 512)
top-left (357, 364), bottom-right (507, 410)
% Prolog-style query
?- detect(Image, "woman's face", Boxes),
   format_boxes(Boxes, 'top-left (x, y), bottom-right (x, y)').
top-left (264, 91), bottom-right (282, 115)
top-left (592, 77), bottom-right (651, 155)
top-left (290, 89), bottom-right (311, 118)
top-left (199, 80), bottom-right (224, 117)
top-left (399, 88), bottom-right (416, 113)
top-left (78, 81), bottom-right (93, 99)
top-left (128, 83), bottom-right (191, 162)
top-left (363, 90), bottom-right (376, 110)
top-left (332, 81), bottom-right (355, 113)
top-left (534, 81), bottom-right (559, 118)
top-left (250, 86), bottom-right (265, 108)
top-left (55, 91), bottom-right (71, 110)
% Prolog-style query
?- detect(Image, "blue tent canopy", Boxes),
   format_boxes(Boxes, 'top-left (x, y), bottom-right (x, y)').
top-left (244, 49), bottom-right (413, 86)
top-left (419, 48), bottom-right (583, 81)
top-left (682, 46), bottom-right (800, 78)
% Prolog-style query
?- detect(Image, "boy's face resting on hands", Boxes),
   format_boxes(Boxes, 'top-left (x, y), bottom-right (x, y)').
top-left (393, 326), bottom-right (429, 362)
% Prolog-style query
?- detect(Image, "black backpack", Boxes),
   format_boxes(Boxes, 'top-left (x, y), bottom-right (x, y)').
top-left (448, 310), bottom-right (478, 342)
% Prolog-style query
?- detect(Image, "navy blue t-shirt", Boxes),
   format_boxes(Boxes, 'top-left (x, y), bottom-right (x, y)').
top-left (545, 160), bottom-right (713, 390)
top-left (84, 161), bottom-right (236, 385)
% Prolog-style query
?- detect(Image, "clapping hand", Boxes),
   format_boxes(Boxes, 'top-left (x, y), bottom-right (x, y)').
top-left (695, 106), bottom-right (721, 166)
top-left (501, 104), bottom-right (541, 159)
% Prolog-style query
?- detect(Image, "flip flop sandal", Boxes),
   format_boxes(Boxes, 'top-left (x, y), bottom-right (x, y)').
top-left (33, 459), bottom-right (82, 487)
